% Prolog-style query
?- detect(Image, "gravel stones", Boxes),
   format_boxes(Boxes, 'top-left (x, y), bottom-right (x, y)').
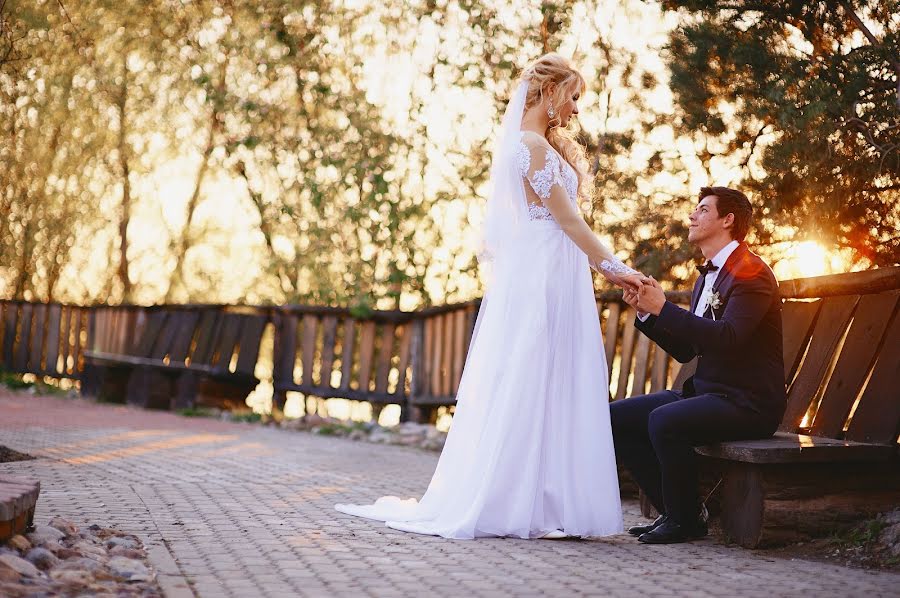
top-left (0, 515), bottom-right (162, 597)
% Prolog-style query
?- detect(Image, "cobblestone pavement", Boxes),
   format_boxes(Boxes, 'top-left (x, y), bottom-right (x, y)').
top-left (1, 390), bottom-right (898, 597)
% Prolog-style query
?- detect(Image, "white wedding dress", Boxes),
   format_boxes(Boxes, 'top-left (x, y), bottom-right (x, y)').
top-left (335, 83), bottom-right (627, 540)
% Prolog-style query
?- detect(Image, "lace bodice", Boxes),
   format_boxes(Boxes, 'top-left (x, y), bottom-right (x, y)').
top-left (515, 132), bottom-right (638, 278)
top-left (516, 133), bottom-right (579, 222)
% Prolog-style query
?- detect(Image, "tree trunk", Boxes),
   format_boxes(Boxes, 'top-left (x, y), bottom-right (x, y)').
top-left (116, 58), bottom-right (133, 303)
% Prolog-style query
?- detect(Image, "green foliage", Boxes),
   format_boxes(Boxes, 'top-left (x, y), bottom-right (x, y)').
top-left (0, 368), bottom-right (32, 390)
top-left (660, 1), bottom-right (900, 266)
top-left (176, 406), bottom-right (220, 418)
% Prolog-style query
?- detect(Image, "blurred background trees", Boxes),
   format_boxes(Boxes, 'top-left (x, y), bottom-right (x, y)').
top-left (1, 0), bottom-right (896, 309)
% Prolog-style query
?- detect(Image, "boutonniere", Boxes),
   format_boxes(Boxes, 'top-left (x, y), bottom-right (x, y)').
top-left (707, 290), bottom-right (723, 320)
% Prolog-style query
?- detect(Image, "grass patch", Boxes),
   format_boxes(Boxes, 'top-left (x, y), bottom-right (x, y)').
top-left (177, 406), bottom-right (221, 418)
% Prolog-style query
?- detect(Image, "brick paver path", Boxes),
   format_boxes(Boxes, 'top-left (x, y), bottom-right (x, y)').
top-left (1, 390), bottom-right (897, 597)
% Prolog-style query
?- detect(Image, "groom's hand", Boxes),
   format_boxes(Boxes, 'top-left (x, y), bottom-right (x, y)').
top-left (636, 277), bottom-right (666, 316)
top-left (624, 287), bottom-right (650, 320)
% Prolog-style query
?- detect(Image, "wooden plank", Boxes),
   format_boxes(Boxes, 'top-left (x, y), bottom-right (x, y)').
top-left (603, 302), bottom-right (621, 378)
top-left (169, 311), bottom-right (200, 363)
top-left (451, 309), bottom-right (466, 396)
top-left (300, 314), bottom-right (318, 386)
top-left (319, 316), bottom-right (338, 389)
top-left (631, 333), bottom-right (652, 397)
top-left (440, 312), bottom-right (454, 397)
top-left (357, 321), bottom-right (376, 392)
top-left (235, 316), bottom-right (266, 376)
top-left (134, 312), bottom-right (167, 358)
top-left (809, 293), bottom-right (899, 438)
top-left (780, 295), bottom-right (859, 432)
top-left (3, 303), bottom-right (17, 369)
top-left (430, 315), bottom-right (444, 398)
top-left (696, 432), bottom-right (895, 464)
top-left (72, 308), bottom-right (85, 373)
top-left (15, 303), bottom-right (32, 372)
top-left (150, 312), bottom-right (180, 360)
top-left (339, 319), bottom-right (356, 390)
top-left (273, 313), bottom-right (298, 387)
top-left (649, 342), bottom-right (669, 393)
top-left (614, 310), bottom-right (637, 400)
top-left (781, 300), bottom-right (821, 383)
top-left (779, 265), bottom-right (900, 299)
top-left (374, 323), bottom-right (395, 394)
top-left (212, 314), bottom-right (242, 371)
top-left (192, 310), bottom-right (221, 366)
top-left (394, 323), bottom-right (413, 397)
top-left (844, 308), bottom-right (900, 444)
top-left (422, 316), bottom-right (434, 397)
top-left (29, 304), bottom-right (46, 372)
top-left (58, 306), bottom-right (72, 374)
top-left (44, 305), bottom-right (62, 376)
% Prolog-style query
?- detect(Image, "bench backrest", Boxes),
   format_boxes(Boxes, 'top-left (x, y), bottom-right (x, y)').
top-left (191, 311), bottom-right (266, 378)
top-left (779, 291), bottom-right (900, 443)
top-left (272, 309), bottom-right (414, 404)
top-left (0, 301), bottom-right (90, 379)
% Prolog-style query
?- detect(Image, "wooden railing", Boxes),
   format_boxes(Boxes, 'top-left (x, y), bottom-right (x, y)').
top-left (2, 267), bottom-right (898, 424)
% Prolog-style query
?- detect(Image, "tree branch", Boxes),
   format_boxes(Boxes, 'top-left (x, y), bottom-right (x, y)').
top-left (839, 0), bottom-right (900, 108)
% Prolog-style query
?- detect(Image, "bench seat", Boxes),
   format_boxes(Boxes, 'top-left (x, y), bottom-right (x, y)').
top-left (696, 432), bottom-right (897, 464)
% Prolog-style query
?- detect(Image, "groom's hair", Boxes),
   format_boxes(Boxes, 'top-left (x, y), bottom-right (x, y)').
top-left (699, 186), bottom-right (752, 242)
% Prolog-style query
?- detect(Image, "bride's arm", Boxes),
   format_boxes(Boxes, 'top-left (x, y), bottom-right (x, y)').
top-left (522, 137), bottom-right (642, 289)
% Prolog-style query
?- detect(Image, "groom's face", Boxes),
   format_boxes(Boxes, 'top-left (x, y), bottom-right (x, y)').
top-left (688, 195), bottom-right (726, 243)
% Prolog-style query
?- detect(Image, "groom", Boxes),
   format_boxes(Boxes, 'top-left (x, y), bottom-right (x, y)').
top-left (612, 186), bottom-right (786, 544)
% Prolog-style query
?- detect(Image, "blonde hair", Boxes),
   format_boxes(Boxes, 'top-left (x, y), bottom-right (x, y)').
top-left (522, 53), bottom-right (592, 198)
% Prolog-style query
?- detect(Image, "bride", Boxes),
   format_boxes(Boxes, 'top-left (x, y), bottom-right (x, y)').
top-left (336, 53), bottom-right (645, 539)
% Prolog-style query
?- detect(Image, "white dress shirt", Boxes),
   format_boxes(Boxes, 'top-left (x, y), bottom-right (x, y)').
top-left (637, 240), bottom-right (739, 321)
top-left (694, 240), bottom-right (739, 316)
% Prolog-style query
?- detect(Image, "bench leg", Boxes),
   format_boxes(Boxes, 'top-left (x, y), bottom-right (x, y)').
top-left (719, 461), bottom-right (900, 548)
top-left (720, 463), bottom-right (765, 548)
top-left (196, 377), bottom-right (257, 411)
top-left (171, 372), bottom-right (199, 411)
top-left (81, 365), bottom-right (130, 403)
top-left (126, 367), bottom-right (175, 410)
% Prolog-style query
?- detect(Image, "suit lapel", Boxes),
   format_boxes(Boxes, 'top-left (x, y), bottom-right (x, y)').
top-left (690, 275), bottom-right (704, 313)
top-left (712, 242), bottom-right (748, 295)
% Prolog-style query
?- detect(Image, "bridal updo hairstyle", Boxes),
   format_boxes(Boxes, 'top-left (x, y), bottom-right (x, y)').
top-left (522, 53), bottom-right (591, 197)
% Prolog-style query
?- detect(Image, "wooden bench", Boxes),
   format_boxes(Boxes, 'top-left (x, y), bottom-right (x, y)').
top-left (271, 307), bottom-right (415, 418)
top-left (647, 267), bottom-right (900, 547)
top-left (0, 301), bottom-right (90, 380)
top-left (82, 307), bottom-right (266, 410)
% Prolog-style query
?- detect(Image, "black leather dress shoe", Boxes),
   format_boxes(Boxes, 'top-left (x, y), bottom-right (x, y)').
top-left (627, 515), bottom-right (666, 537)
top-left (638, 518), bottom-right (708, 544)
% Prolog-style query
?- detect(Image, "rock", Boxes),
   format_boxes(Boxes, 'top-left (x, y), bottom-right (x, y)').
top-left (25, 547), bottom-right (59, 570)
top-left (7, 535), bottom-right (31, 553)
top-left (105, 536), bottom-right (140, 551)
top-left (0, 564), bottom-right (20, 582)
top-left (58, 557), bottom-right (106, 573)
top-left (108, 546), bottom-right (145, 559)
top-left (107, 556), bottom-right (151, 581)
top-left (56, 548), bottom-right (82, 559)
top-left (50, 568), bottom-right (94, 586)
top-left (348, 429), bottom-right (367, 441)
top-left (0, 553), bottom-right (41, 577)
top-left (27, 524), bottom-right (66, 546)
top-left (48, 516), bottom-right (78, 536)
top-left (72, 541), bottom-right (106, 559)
top-left (368, 429), bottom-right (394, 443)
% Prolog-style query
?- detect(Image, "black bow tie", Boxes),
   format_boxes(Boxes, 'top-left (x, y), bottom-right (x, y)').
top-left (698, 261), bottom-right (719, 276)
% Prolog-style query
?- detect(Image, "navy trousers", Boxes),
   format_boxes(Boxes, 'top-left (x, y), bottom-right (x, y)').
top-left (610, 391), bottom-right (777, 524)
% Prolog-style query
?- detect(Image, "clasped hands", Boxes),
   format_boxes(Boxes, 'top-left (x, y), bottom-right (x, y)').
top-left (615, 273), bottom-right (666, 317)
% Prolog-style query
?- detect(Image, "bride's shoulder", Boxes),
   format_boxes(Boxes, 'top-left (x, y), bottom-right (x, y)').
top-left (519, 130), bottom-right (550, 147)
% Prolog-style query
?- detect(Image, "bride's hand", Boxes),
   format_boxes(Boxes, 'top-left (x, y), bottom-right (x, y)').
top-left (616, 272), bottom-right (648, 292)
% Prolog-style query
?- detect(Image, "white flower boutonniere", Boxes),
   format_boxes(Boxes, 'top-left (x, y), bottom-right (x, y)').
top-left (708, 290), bottom-right (723, 320)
